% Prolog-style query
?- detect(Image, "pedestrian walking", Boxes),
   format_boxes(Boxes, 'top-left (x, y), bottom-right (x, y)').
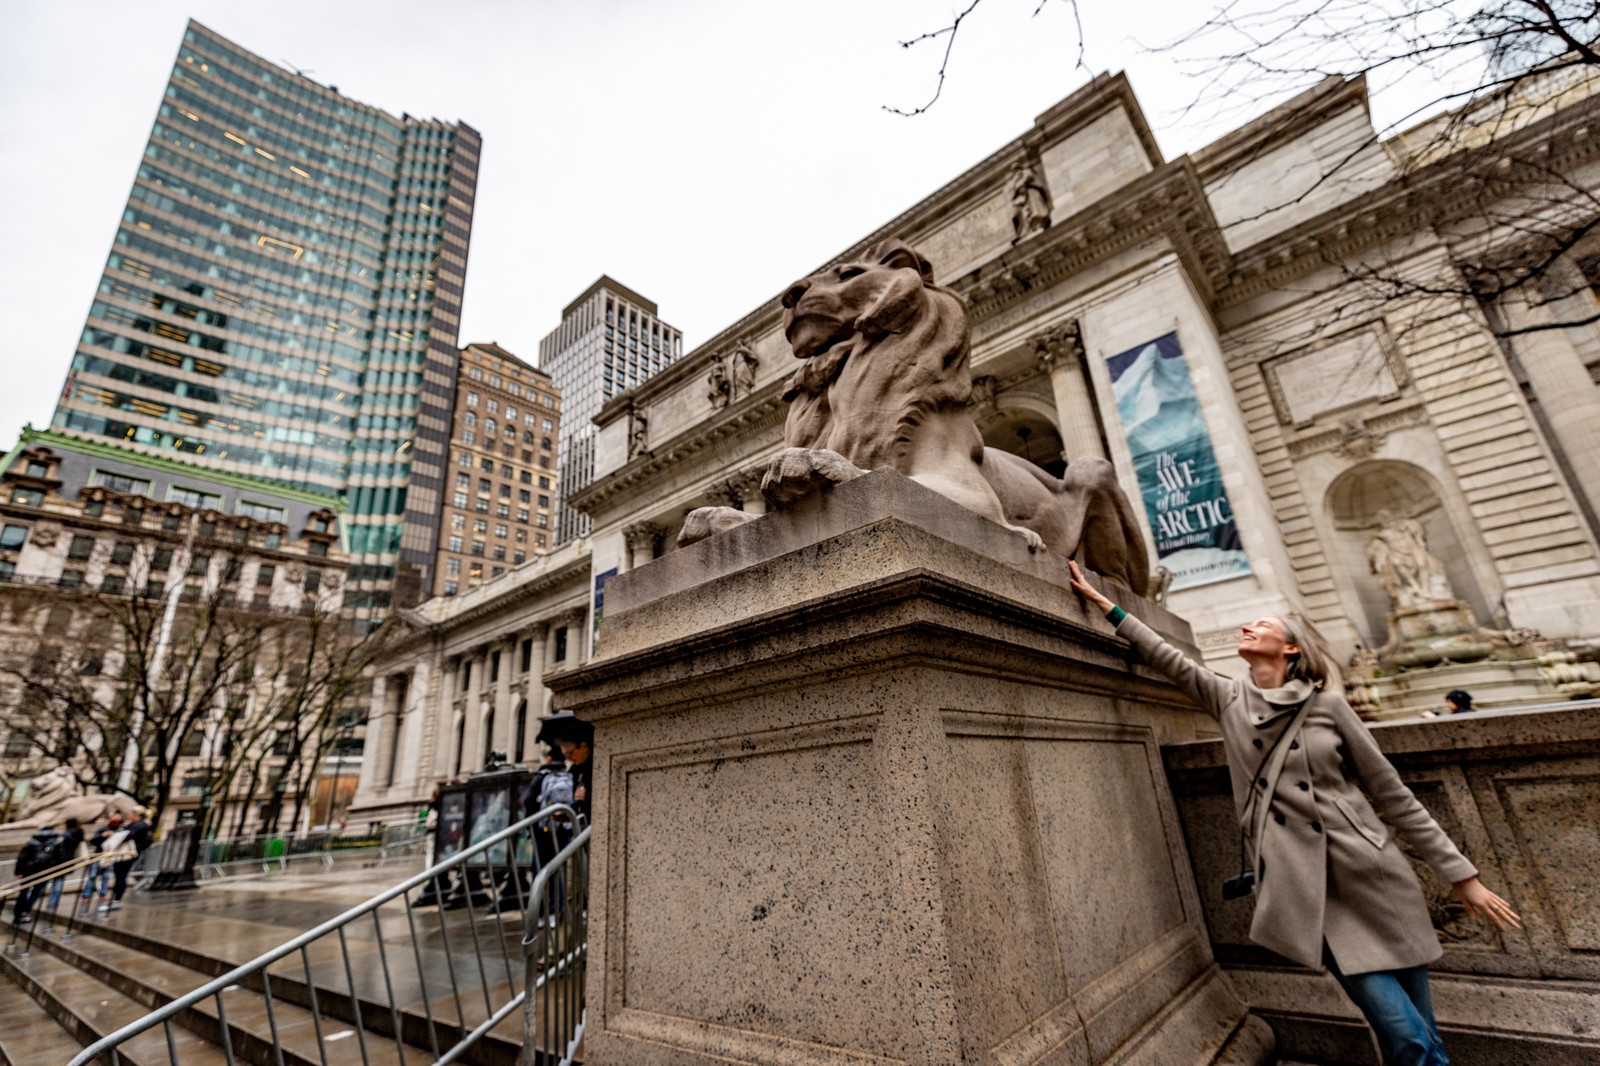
top-left (11, 824), bottom-right (63, 926)
top-left (81, 812), bottom-right (124, 913)
top-left (104, 808), bottom-right (153, 912)
top-left (42, 817), bottom-right (84, 916)
top-left (1067, 561), bottom-right (1520, 1066)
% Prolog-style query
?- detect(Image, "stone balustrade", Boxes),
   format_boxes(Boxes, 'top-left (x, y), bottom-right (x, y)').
top-left (1163, 705), bottom-right (1600, 1063)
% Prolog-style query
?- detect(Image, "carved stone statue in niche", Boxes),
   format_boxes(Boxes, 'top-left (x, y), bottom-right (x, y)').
top-left (1365, 510), bottom-right (1454, 611)
top-left (706, 354), bottom-right (731, 409)
top-left (731, 340), bottom-right (758, 397)
top-left (1008, 158), bottom-right (1052, 244)
top-left (628, 411), bottom-right (649, 459)
top-left (677, 238), bottom-right (1150, 593)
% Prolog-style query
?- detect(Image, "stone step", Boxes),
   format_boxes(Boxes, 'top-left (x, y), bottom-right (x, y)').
top-left (72, 894), bottom-right (524, 1065)
top-left (0, 939), bottom-right (229, 1066)
top-left (18, 920), bottom-right (439, 1066)
top-left (0, 973), bottom-right (86, 1066)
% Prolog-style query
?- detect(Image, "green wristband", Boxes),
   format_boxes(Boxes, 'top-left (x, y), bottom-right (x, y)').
top-left (1106, 605), bottom-right (1127, 626)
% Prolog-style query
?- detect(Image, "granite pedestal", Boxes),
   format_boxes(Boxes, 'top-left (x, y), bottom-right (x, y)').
top-left (546, 472), bottom-right (1273, 1065)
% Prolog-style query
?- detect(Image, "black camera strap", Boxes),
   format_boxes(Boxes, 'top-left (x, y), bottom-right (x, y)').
top-left (1235, 698), bottom-right (1311, 879)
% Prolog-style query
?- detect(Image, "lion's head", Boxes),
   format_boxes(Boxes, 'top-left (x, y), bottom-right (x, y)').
top-left (781, 239), bottom-right (939, 361)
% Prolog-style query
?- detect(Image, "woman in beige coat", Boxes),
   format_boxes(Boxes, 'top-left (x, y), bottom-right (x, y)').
top-left (1067, 563), bottom-right (1519, 1066)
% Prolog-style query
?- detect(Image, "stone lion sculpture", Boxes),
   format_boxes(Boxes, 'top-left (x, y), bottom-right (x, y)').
top-left (681, 238), bottom-right (1150, 592)
top-left (0, 766), bottom-right (131, 833)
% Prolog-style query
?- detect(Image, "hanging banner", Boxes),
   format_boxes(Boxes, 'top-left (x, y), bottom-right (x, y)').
top-left (1106, 332), bottom-right (1250, 590)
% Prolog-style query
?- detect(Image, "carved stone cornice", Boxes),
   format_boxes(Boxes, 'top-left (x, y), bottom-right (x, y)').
top-left (1215, 90), bottom-right (1600, 308)
top-left (1283, 402), bottom-right (1428, 460)
top-left (567, 383), bottom-right (788, 518)
top-left (951, 161), bottom-right (1231, 319)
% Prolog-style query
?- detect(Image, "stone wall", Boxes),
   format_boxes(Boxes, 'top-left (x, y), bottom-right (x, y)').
top-left (1164, 707), bottom-right (1600, 1063)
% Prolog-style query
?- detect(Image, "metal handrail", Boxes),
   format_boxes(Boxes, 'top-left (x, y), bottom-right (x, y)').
top-left (519, 824), bottom-right (591, 1066)
top-left (66, 803), bottom-right (580, 1066)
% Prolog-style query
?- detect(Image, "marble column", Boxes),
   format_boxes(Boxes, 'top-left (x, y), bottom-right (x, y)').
top-left (1034, 320), bottom-right (1106, 463)
top-left (1501, 271), bottom-right (1600, 523)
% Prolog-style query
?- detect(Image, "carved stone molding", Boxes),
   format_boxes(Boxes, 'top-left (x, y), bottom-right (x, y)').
top-left (709, 469), bottom-right (763, 509)
top-left (1285, 403), bottom-right (1428, 460)
top-left (1033, 319), bottom-right (1085, 374)
top-left (1333, 416), bottom-right (1386, 460)
top-left (623, 522), bottom-right (666, 557)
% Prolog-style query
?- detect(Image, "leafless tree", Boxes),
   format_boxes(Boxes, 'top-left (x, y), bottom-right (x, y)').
top-left (1153, 1), bottom-right (1600, 335)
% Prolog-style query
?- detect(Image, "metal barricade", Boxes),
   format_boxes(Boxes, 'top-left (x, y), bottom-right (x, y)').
top-left (65, 804), bottom-right (582, 1066)
top-left (521, 825), bottom-right (591, 1066)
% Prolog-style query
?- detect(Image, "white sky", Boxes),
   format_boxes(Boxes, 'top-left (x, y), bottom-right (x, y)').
top-left (0, 0), bottom-right (1446, 447)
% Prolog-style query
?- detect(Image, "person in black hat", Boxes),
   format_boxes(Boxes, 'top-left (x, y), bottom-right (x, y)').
top-left (1444, 689), bottom-right (1475, 715)
top-left (535, 711), bottom-right (594, 821)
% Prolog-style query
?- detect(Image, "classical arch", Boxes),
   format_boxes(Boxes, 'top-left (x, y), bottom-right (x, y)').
top-left (976, 396), bottom-right (1067, 478)
top-left (1323, 460), bottom-right (1487, 645)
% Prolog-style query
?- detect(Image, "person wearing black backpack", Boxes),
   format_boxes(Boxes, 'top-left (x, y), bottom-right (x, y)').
top-left (42, 817), bottom-right (84, 916)
top-left (11, 824), bottom-right (63, 925)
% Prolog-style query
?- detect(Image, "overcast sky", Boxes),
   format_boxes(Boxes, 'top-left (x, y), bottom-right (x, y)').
top-left (0, 0), bottom-right (1453, 448)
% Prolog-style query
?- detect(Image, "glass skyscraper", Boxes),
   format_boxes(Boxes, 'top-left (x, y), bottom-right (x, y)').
top-left (52, 20), bottom-right (478, 613)
top-left (539, 278), bottom-right (680, 544)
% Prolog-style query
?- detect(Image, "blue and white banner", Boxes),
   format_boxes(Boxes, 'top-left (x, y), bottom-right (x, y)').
top-left (1107, 332), bottom-right (1250, 591)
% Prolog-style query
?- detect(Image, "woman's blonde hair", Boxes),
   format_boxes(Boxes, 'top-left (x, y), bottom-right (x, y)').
top-left (1273, 613), bottom-right (1333, 688)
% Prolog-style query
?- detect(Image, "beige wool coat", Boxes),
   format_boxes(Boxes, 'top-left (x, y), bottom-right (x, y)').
top-left (1118, 613), bottom-right (1478, 974)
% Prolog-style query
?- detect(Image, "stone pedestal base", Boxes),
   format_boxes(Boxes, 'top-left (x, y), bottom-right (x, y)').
top-left (550, 472), bottom-right (1271, 1066)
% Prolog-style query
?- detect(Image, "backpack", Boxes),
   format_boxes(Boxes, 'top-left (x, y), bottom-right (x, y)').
top-left (538, 768), bottom-right (574, 810)
top-left (15, 838), bottom-right (44, 878)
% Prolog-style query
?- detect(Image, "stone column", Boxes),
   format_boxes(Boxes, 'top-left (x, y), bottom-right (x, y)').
top-left (1034, 320), bottom-right (1106, 463)
top-left (521, 623), bottom-right (550, 754)
top-left (624, 523), bottom-right (665, 571)
top-left (1501, 272), bottom-right (1600, 524)
top-left (353, 673), bottom-right (388, 798)
top-left (492, 639), bottom-right (514, 760)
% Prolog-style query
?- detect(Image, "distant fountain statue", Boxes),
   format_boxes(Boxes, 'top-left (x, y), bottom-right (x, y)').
top-left (1365, 510), bottom-right (1455, 610)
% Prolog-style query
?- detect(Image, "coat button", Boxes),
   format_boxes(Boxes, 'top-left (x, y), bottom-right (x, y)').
top-left (1252, 738), bottom-right (1264, 750)
top-left (1311, 820), bottom-right (1323, 833)
top-left (1257, 778), bottom-right (1267, 789)
top-left (1273, 810), bottom-right (1286, 825)
top-left (1290, 740), bottom-right (1300, 750)
top-left (1297, 781), bottom-right (1309, 791)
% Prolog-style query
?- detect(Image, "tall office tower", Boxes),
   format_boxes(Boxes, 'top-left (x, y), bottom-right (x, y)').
top-left (434, 342), bottom-right (561, 598)
top-left (52, 20), bottom-right (479, 616)
top-left (538, 278), bottom-right (680, 543)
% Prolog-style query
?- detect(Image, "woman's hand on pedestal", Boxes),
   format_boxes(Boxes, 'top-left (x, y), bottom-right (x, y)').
top-left (1452, 876), bottom-right (1522, 931)
top-left (1067, 560), bottom-right (1115, 614)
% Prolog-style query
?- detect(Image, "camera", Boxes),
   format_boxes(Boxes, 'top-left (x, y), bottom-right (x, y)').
top-left (1221, 870), bottom-right (1255, 900)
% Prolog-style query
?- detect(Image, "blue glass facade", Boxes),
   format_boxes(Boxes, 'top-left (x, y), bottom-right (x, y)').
top-left (51, 20), bottom-right (479, 611)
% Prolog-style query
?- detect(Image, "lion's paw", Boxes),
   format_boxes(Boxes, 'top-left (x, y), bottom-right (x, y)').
top-left (678, 506), bottom-right (757, 547)
top-left (1009, 524), bottom-right (1046, 553)
top-left (761, 448), bottom-right (867, 508)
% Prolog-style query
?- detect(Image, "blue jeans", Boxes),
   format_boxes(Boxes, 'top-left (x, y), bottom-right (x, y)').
top-left (80, 861), bottom-right (110, 899)
top-left (1324, 945), bottom-right (1449, 1065)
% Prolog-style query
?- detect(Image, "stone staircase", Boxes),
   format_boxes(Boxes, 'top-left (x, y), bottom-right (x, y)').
top-left (0, 887), bottom-right (523, 1066)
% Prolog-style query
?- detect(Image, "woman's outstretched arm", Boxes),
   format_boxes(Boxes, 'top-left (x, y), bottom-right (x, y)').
top-left (1067, 561), bottom-right (1233, 719)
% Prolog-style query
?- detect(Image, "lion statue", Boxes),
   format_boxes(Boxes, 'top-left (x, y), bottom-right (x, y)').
top-left (0, 766), bottom-right (131, 835)
top-left (680, 238), bottom-right (1150, 592)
